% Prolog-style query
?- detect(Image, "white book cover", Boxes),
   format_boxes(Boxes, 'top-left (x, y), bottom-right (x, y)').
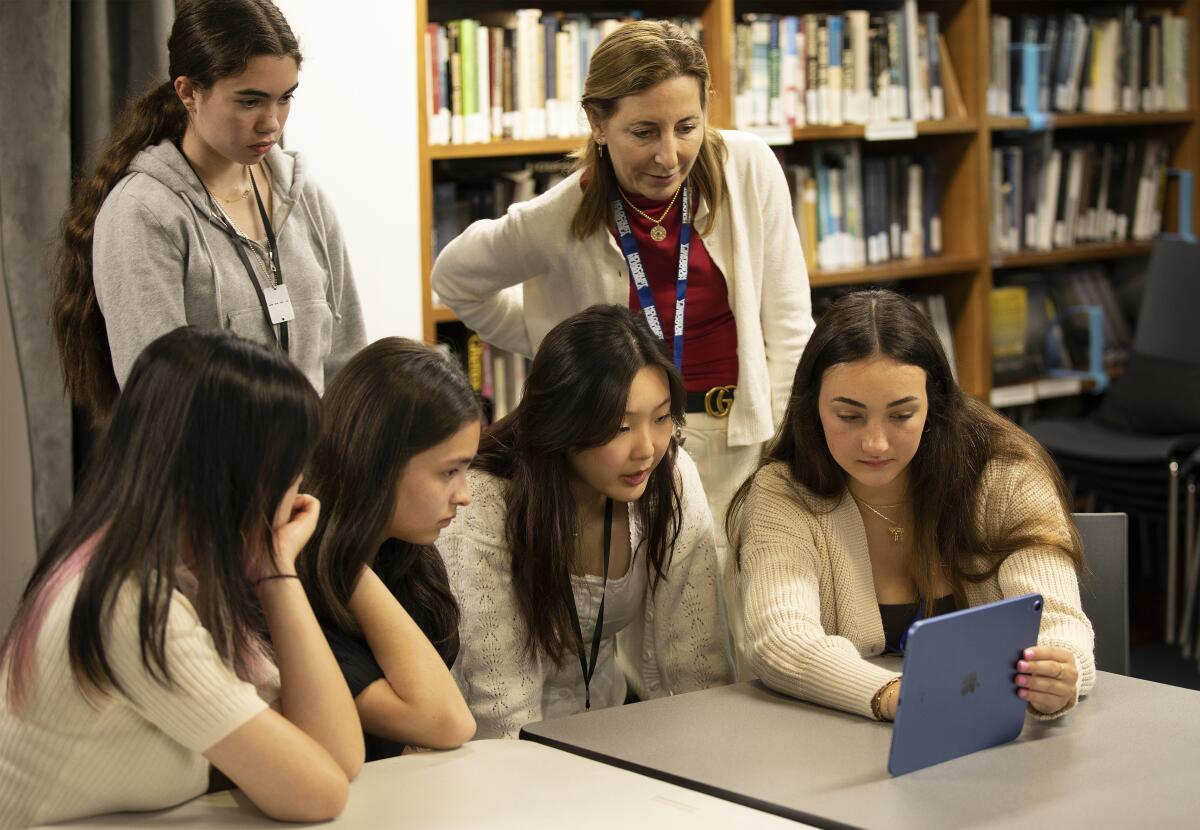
top-left (795, 27), bottom-right (807, 126)
top-left (906, 162), bottom-right (923, 258)
top-left (781, 27), bottom-right (795, 126)
top-left (1037, 149), bottom-right (1062, 251)
top-left (752, 19), bottom-right (770, 126)
top-left (1062, 148), bottom-right (1084, 246)
top-left (925, 294), bottom-right (958, 381)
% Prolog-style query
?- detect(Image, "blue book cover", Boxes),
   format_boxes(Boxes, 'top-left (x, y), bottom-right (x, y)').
top-left (828, 15), bottom-right (843, 69)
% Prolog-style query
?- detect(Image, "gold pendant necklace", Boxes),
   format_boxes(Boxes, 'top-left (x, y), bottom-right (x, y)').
top-left (855, 498), bottom-right (906, 543)
top-left (620, 183), bottom-right (683, 242)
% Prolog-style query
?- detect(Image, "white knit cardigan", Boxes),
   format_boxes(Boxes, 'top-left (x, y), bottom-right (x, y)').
top-left (430, 130), bottom-right (814, 448)
top-left (438, 450), bottom-right (735, 738)
top-left (738, 458), bottom-right (1097, 721)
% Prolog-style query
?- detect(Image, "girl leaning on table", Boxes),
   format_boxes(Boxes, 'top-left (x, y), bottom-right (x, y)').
top-left (52, 0), bottom-right (365, 423)
top-left (430, 20), bottom-right (815, 667)
top-left (0, 328), bottom-right (362, 828)
top-left (437, 305), bottom-right (735, 739)
top-left (729, 289), bottom-right (1096, 722)
top-left (297, 338), bottom-right (479, 760)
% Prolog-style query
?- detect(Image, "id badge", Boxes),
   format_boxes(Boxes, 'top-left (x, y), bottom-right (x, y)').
top-left (263, 284), bottom-right (295, 325)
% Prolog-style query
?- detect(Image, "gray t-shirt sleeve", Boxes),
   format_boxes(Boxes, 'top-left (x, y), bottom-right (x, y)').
top-left (92, 183), bottom-right (189, 386)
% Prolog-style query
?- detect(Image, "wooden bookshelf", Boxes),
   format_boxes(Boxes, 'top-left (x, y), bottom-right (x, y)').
top-left (989, 111), bottom-right (1196, 131)
top-left (992, 242), bottom-right (1155, 270)
top-left (429, 138), bottom-right (580, 161)
top-left (790, 117), bottom-right (979, 141)
top-left (810, 253), bottom-right (982, 287)
top-left (416, 0), bottom-right (1200, 404)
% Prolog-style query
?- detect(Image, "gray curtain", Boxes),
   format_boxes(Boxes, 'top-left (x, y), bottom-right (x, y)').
top-left (0, 0), bottom-right (171, 563)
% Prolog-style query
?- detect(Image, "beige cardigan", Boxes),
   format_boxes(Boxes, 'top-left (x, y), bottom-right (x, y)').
top-left (738, 459), bottom-right (1096, 720)
top-left (430, 130), bottom-right (814, 447)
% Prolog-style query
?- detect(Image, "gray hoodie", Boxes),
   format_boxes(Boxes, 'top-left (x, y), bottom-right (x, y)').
top-left (93, 139), bottom-right (366, 393)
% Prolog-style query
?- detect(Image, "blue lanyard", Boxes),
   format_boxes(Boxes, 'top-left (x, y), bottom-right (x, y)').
top-left (898, 598), bottom-right (927, 654)
top-left (612, 183), bottom-right (691, 370)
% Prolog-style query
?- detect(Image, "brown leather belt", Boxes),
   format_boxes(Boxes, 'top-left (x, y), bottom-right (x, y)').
top-left (685, 385), bottom-right (736, 418)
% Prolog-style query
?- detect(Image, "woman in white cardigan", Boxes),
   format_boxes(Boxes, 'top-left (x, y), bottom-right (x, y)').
top-left (432, 22), bottom-right (814, 669)
top-left (729, 289), bottom-right (1095, 723)
top-left (437, 306), bottom-right (734, 739)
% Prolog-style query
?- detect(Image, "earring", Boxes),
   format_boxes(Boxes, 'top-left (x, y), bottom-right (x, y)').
top-left (597, 142), bottom-right (604, 159)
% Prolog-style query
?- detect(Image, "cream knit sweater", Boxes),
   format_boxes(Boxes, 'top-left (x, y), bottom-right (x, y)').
top-left (738, 459), bottom-right (1096, 720)
top-left (0, 577), bottom-right (272, 828)
top-left (438, 451), bottom-right (735, 739)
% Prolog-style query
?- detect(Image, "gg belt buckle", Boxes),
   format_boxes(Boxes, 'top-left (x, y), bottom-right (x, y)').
top-left (703, 385), bottom-right (735, 418)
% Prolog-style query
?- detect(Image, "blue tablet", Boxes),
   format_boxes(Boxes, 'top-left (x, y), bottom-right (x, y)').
top-left (888, 593), bottom-right (1043, 776)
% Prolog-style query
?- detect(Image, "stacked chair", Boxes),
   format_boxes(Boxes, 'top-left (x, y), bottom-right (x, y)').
top-left (1026, 237), bottom-right (1200, 647)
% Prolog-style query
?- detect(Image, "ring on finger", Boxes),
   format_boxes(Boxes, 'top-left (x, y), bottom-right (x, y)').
top-left (1053, 662), bottom-right (1064, 680)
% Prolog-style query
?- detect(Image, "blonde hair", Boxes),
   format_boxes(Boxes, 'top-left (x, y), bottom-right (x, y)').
top-left (570, 20), bottom-right (727, 240)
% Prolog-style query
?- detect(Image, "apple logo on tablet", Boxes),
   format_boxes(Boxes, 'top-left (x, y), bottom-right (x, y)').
top-left (961, 672), bottom-right (979, 696)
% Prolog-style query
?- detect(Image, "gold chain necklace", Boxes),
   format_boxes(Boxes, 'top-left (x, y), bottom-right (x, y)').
top-left (205, 165), bottom-right (253, 204)
top-left (619, 183), bottom-right (683, 242)
top-left (854, 497), bottom-right (906, 544)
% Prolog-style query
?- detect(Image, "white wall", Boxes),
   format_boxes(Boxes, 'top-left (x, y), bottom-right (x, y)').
top-left (276, 0), bottom-right (424, 341)
top-left (0, 264), bottom-right (38, 628)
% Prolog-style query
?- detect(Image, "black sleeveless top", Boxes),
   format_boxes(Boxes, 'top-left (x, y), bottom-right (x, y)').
top-left (880, 594), bottom-right (958, 654)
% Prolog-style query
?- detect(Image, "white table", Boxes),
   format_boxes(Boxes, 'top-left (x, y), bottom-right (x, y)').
top-left (35, 739), bottom-right (807, 829)
top-left (522, 672), bottom-right (1200, 829)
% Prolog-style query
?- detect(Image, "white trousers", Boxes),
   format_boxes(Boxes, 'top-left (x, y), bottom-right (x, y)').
top-left (680, 411), bottom-right (762, 681)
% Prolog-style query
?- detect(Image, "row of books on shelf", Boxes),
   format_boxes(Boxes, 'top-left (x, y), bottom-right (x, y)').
top-left (432, 159), bottom-right (572, 259)
top-left (814, 286), bottom-right (957, 379)
top-left (433, 335), bottom-right (531, 423)
top-left (787, 146), bottom-right (941, 273)
top-left (989, 136), bottom-right (1168, 255)
top-left (987, 7), bottom-right (1190, 117)
top-left (990, 265), bottom-right (1133, 389)
top-left (424, 11), bottom-right (702, 145)
top-left (734, 3), bottom-right (958, 131)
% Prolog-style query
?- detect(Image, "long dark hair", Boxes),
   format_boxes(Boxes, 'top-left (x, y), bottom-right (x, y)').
top-left (52, 0), bottom-right (302, 420)
top-left (572, 19), bottom-right (727, 240)
top-left (2, 327), bottom-right (320, 709)
top-left (728, 289), bottom-right (1083, 606)
top-left (299, 339), bottom-right (480, 665)
top-left (474, 305), bottom-right (687, 665)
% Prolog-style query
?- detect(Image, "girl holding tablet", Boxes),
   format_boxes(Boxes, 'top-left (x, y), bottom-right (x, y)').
top-left (730, 289), bottom-right (1095, 722)
top-left (439, 305), bottom-right (734, 738)
top-left (299, 338), bottom-right (478, 759)
top-left (0, 328), bottom-right (361, 826)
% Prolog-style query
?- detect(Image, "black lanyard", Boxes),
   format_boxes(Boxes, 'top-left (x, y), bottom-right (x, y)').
top-left (565, 498), bottom-right (614, 711)
top-left (249, 171), bottom-right (289, 352)
top-left (183, 154), bottom-right (289, 353)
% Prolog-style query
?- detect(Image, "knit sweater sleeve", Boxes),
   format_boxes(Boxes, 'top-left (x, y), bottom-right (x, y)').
top-left (982, 461), bottom-right (1097, 717)
top-left (640, 451), bottom-right (735, 697)
top-left (439, 471), bottom-right (543, 739)
top-left (106, 583), bottom-right (270, 753)
top-left (739, 466), bottom-right (898, 718)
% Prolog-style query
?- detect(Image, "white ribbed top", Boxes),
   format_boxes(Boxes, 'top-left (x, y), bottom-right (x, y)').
top-left (0, 576), bottom-right (272, 828)
top-left (738, 458), bottom-right (1097, 720)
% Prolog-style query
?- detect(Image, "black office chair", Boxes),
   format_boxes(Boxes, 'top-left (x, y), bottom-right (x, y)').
top-left (1176, 448), bottom-right (1200, 662)
top-left (1074, 513), bottom-right (1130, 676)
top-left (1027, 238), bottom-right (1200, 645)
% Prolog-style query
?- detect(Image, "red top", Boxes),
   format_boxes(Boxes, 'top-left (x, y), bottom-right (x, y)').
top-left (617, 187), bottom-right (739, 392)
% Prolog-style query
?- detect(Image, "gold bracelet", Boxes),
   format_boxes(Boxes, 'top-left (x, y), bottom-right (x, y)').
top-left (871, 677), bottom-right (901, 721)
